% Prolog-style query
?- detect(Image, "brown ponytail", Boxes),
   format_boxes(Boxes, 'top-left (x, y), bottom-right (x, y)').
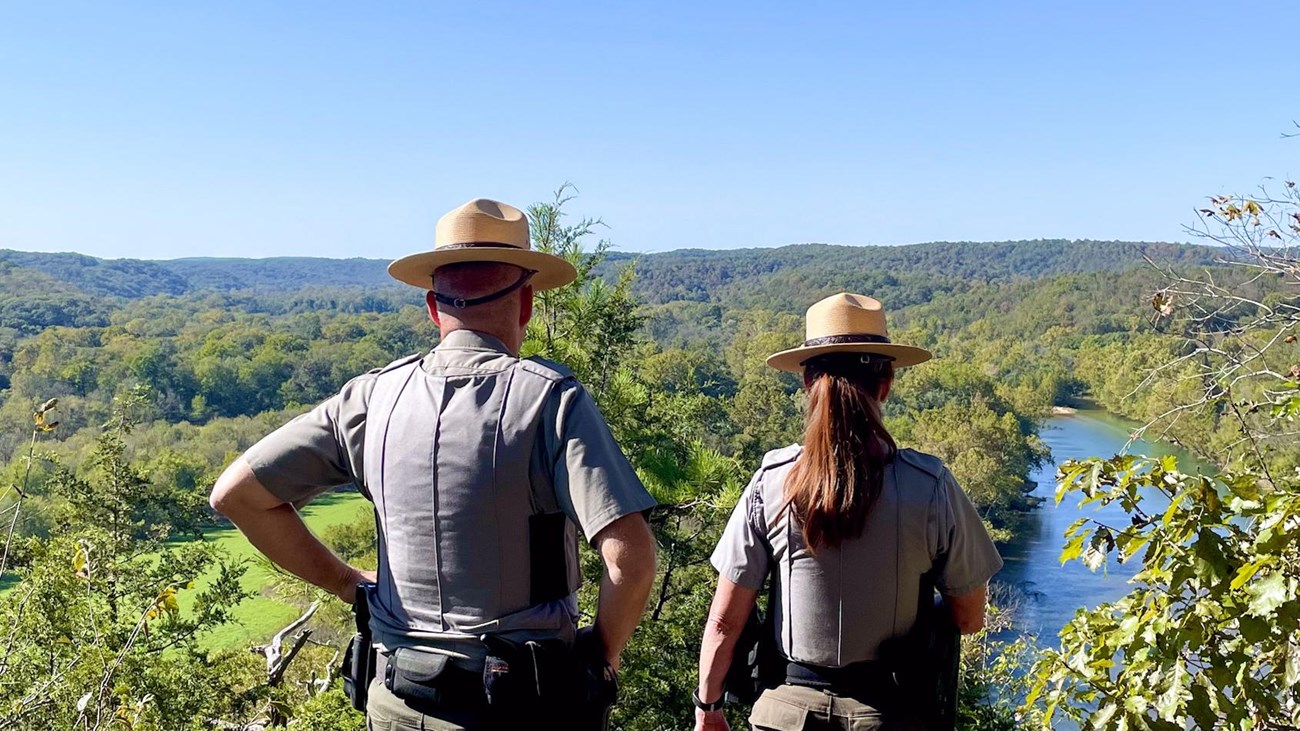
top-left (783, 353), bottom-right (896, 552)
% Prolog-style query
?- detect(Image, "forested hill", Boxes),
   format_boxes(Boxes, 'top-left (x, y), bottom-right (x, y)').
top-left (2, 239), bottom-right (1213, 299)
top-left (0, 250), bottom-right (396, 299)
top-left (604, 240), bottom-right (1222, 312)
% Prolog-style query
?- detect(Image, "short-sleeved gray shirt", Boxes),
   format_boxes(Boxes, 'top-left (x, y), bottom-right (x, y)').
top-left (711, 445), bottom-right (1002, 667)
top-left (243, 329), bottom-right (656, 541)
top-left (241, 329), bottom-right (657, 660)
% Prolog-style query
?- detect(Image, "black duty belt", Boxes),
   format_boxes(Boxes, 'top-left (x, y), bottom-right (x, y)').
top-left (784, 660), bottom-right (899, 700)
top-left (375, 651), bottom-right (488, 713)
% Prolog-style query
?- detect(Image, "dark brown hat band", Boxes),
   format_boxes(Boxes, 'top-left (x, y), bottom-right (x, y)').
top-left (801, 333), bottom-right (891, 347)
top-left (437, 241), bottom-right (527, 250)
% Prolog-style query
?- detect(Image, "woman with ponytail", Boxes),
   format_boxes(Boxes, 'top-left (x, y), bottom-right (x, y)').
top-left (692, 294), bottom-right (1003, 731)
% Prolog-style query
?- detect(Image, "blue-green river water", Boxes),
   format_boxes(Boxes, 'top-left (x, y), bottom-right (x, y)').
top-left (994, 409), bottom-right (1213, 644)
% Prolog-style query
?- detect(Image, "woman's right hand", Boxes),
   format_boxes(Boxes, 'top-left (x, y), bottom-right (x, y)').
top-left (694, 708), bottom-right (730, 731)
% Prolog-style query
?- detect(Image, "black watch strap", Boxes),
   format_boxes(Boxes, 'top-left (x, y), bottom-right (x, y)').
top-left (692, 688), bottom-right (725, 712)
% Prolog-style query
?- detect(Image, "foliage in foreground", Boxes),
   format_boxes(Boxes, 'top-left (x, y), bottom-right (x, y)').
top-left (0, 393), bottom-right (263, 729)
top-left (1030, 453), bottom-right (1300, 729)
top-left (1027, 175), bottom-right (1300, 729)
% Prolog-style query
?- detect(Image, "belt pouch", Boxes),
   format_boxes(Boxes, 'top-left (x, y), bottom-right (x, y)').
top-left (384, 647), bottom-right (451, 706)
top-left (529, 512), bottom-right (569, 604)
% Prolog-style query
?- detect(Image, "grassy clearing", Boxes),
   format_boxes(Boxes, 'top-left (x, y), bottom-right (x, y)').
top-left (183, 489), bottom-right (371, 650)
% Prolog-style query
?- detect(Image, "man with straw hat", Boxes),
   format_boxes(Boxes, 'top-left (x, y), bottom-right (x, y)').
top-left (211, 198), bottom-right (658, 729)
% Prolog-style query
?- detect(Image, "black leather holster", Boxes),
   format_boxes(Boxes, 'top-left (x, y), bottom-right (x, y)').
top-left (340, 582), bottom-right (378, 712)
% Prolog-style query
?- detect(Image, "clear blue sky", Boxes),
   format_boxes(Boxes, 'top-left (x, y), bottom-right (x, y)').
top-left (2, 1), bottom-right (1296, 260)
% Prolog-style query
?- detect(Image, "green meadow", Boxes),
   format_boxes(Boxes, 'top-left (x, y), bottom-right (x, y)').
top-left (185, 490), bottom-right (371, 650)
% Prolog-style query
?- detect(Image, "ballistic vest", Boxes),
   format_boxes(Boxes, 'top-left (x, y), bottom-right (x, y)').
top-left (751, 446), bottom-right (947, 666)
top-left (360, 343), bottom-right (582, 649)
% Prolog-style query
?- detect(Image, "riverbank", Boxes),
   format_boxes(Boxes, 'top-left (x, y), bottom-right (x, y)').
top-left (995, 408), bottom-right (1211, 646)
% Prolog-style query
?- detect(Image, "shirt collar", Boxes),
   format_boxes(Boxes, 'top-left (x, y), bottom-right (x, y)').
top-left (434, 329), bottom-right (515, 355)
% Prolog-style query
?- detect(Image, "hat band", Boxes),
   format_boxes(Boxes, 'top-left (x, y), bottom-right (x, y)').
top-left (802, 333), bottom-right (891, 347)
top-left (438, 241), bottom-right (528, 251)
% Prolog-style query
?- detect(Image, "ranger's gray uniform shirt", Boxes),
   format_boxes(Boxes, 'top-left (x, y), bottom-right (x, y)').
top-left (711, 445), bottom-right (1002, 668)
top-left (242, 329), bottom-right (657, 665)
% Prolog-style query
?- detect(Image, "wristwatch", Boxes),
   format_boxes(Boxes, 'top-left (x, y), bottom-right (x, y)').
top-left (692, 688), bottom-right (725, 712)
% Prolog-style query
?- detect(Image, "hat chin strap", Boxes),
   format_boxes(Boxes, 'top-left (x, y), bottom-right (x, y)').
top-left (432, 269), bottom-right (537, 309)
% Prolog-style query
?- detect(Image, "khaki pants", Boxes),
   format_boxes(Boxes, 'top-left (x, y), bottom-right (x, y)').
top-left (364, 675), bottom-right (582, 730)
top-left (365, 676), bottom-right (487, 731)
top-left (749, 684), bottom-right (926, 731)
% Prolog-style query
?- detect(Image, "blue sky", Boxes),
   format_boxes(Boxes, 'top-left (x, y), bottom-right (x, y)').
top-left (1, 1), bottom-right (1296, 259)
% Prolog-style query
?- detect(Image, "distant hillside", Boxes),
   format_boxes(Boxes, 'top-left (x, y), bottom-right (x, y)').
top-left (161, 257), bottom-right (396, 292)
top-left (605, 239), bottom-right (1214, 303)
top-left (603, 239), bottom-right (1219, 313)
top-left (0, 240), bottom-right (1222, 331)
top-left (0, 250), bottom-right (191, 299)
top-left (0, 259), bottom-right (111, 333)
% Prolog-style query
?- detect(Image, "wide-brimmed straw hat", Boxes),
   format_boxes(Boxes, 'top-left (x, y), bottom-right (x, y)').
top-left (388, 198), bottom-right (578, 291)
top-left (766, 293), bottom-right (932, 373)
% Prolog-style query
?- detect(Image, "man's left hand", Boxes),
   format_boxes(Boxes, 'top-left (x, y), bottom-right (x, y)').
top-left (334, 568), bottom-right (377, 604)
top-left (694, 708), bottom-right (729, 731)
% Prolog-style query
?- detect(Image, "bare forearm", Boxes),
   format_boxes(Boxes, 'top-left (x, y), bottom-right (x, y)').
top-left (594, 564), bottom-right (653, 667)
top-left (697, 577), bottom-right (759, 704)
top-left (210, 458), bottom-right (365, 601)
top-left (592, 514), bottom-right (657, 668)
top-left (227, 502), bottom-right (361, 597)
top-left (702, 574), bottom-right (759, 707)
top-left (697, 620), bottom-right (737, 703)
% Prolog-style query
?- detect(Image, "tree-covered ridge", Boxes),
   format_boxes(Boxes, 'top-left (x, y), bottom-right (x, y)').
top-left (0, 250), bottom-right (192, 299)
top-left (160, 257), bottom-right (398, 293)
top-left (602, 239), bottom-right (1221, 309)
top-left (0, 259), bottom-right (113, 334)
top-left (2, 238), bottom-right (1217, 304)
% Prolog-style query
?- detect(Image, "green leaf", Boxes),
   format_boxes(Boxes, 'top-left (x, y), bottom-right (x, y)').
top-left (1115, 529), bottom-right (1152, 564)
top-left (1231, 558), bottom-right (1269, 591)
top-left (1238, 615), bottom-right (1272, 643)
top-left (1155, 662), bottom-right (1189, 721)
top-left (1093, 701), bottom-right (1118, 728)
top-left (1082, 542), bottom-right (1107, 572)
top-left (1223, 473), bottom-right (1261, 502)
top-left (1123, 694), bottom-right (1148, 715)
top-left (1081, 527), bottom-right (1113, 573)
top-left (1287, 641), bottom-right (1300, 688)
top-left (1187, 676), bottom-right (1219, 730)
top-left (1247, 572), bottom-right (1289, 617)
top-left (1192, 528), bottom-right (1230, 586)
top-left (1061, 530), bottom-right (1088, 565)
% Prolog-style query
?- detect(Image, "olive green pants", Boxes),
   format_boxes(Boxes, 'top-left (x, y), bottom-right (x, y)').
top-left (365, 676), bottom-right (487, 731)
top-left (364, 675), bottom-right (584, 730)
top-left (749, 684), bottom-right (926, 731)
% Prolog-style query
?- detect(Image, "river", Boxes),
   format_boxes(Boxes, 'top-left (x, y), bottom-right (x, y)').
top-left (994, 409), bottom-right (1212, 645)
